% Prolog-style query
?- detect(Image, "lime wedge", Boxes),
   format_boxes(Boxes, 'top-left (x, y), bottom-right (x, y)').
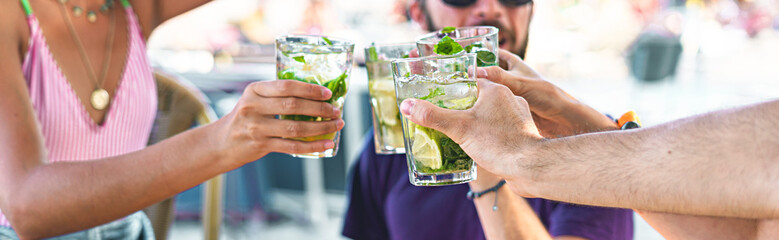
top-left (369, 80), bottom-right (395, 94)
top-left (371, 80), bottom-right (399, 126)
top-left (293, 132), bottom-right (337, 142)
top-left (448, 96), bottom-right (477, 110)
top-left (411, 125), bottom-right (443, 170)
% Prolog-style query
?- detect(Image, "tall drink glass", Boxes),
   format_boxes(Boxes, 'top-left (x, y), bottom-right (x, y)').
top-left (392, 54), bottom-right (478, 186)
top-left (276, 35), bottom-right (354, 158)
top-left (416, 26), bottom-right (499, 67)
top-left (365, 42), bottom-right (417, 154)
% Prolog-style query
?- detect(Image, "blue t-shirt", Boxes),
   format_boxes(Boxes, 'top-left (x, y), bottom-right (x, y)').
top-left (342, 130), bottom-right (634, 240)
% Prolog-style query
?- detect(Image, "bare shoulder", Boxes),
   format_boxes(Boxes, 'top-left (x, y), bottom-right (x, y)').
top-left (125, 0), bottom-right (158, 39)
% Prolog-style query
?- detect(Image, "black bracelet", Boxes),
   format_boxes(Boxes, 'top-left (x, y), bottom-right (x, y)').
top-left (466, 180), bottom-right (506, 200)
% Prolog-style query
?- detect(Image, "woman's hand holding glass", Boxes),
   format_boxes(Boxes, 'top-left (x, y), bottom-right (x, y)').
top-left (211, 80), bottom-right (345, 168)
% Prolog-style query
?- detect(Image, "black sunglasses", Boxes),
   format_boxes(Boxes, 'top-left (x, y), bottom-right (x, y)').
top-left (442, 0), bottom-right (533, 8)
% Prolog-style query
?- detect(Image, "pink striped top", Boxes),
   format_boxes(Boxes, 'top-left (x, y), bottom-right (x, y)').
top-left (0, 5), bottom-right (157, 227)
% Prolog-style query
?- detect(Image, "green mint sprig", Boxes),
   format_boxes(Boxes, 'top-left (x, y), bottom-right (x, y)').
top-left (476, 50), bottom-right (496, 66)
top-left (293, 56), bottom-right (306, 63)
top-left (325, 72), bottom-right (348, 102)
top-left (368, 45), bottom-right (378, 62)
top-left (322, 37), bottom-right (333, 45)
top-left (435, 100), bottom-right (446, 108)
top-left (441, 26), bottom-right (456, 34)
top-left (434, 36), bottom-right (464, 55)
top-left (464, 42), bottom-right (483, 53)
top-left (420, 87), bottom-right (445, 100)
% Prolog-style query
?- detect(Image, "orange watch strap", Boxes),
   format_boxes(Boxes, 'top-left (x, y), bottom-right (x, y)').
top-left (617, 111), bottom-right (642, 128)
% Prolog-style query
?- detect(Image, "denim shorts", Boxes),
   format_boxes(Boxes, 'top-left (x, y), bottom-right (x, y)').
top-left (0, 211), bottom-right (154, 240)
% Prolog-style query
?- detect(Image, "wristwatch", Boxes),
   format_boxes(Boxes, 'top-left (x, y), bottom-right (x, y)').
top-left (617, 111), bottom-right (642, 130)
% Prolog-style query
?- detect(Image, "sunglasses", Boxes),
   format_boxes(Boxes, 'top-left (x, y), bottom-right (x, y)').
top-left (442, 0), bottom-right (533, 8)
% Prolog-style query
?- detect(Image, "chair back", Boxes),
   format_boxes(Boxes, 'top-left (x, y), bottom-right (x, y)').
top-left (144, 70), bottom-right (221, 240)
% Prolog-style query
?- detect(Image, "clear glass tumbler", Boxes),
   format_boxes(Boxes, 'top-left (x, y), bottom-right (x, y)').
top-left (276, 35), bottom-right (354, 158)
top-left (416, 26), bottom-right (499, 67)
top-left (365, 42), bottom-right (417, 154)
top-left (392, 53), bottom-right (478, 186)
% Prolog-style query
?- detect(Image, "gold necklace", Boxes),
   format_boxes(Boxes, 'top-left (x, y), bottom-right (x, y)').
top-left (59, 0), bottom-right (115, 23)
top-left (58, 0), bottom-right (117, 110)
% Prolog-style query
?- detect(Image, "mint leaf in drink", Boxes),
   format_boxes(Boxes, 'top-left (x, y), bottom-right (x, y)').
top-left (404, 72), bottom-right (411, 78)
top-left (322, 37), bottom-right (333, 45)
top-left (476, 50), bottom-right (496, 66)
top-left (280, 114), bottom-right (317, 122)
top-left (420, 87), bottom-right (445, 100)
top-left (433, 36), bottom-right (464, 56)
top-left (278, 70), bottom-right (296, 80)
top-left (326, 72), bottom-right (348, 102)
top-left (293, 56), bottom-right (306, 63)
top-left (368, 45), bottom-right (378, 62)
top-left (441, 26), bottom-right (456, 34)
top-left (435, 100), bottom-right (446, 108)
top-left (464, 42), bottom-right (483, 53)
top-left (438, 135), bottom-right (469, 161)
top-left (402, 54), bottom-right (410, 59)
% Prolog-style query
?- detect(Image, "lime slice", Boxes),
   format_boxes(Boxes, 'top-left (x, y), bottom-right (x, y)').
top-left (411, 125), bottom-right (443, 170)
top-left (371, 80), bottom-right (399, 126)
top-left (369, 80), bottom-right (395, 94)
top-left (376, 96), bottom-right (398, 126)
top-left (448, 96), bottom-right (477, 110)
top-left (294, 132), bottom-right (337, 142)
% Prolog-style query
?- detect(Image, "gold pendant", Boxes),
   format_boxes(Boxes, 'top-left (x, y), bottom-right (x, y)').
top-left (91, 88), bottom-right (110, 110)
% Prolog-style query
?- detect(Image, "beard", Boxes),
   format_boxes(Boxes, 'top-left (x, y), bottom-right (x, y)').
top-left (419, 0), bottom-right (529, 59)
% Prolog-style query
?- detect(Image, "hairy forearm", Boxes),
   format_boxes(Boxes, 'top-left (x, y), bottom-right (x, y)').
top-left (521, 100), bottom-right (779, 219)
top-left (5, 125), bottom-right (231, 239)
top-left (637, 210), bottom-right (760, 239)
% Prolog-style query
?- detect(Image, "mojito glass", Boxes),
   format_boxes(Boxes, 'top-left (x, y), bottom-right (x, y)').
top-left (365, 42), bottom-right (417, 154)
top-left (392, 54), bottom-right (478, 186)
top-left (416, 26), bottom-right (499, 67)
top-left (276, 35), bottom-right (354, 158)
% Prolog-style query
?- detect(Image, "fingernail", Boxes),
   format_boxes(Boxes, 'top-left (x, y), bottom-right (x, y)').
top-left (400, 100), bottom-right (415, 116)
top-left (324, 141), bottom-right (335, 149)
top-left (322, 88), bottom-right (332, 98)
top-left (477, 68), bottom-right (488, 78)
top-left (336, 119), bottom-right (345, 128)
top-left (333, 107), bottom-right (341, 116)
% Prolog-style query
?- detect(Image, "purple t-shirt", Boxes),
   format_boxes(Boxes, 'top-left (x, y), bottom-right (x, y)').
top-left (342, 131), bottom-right (634, 240)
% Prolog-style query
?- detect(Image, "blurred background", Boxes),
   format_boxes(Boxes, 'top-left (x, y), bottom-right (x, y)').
top-left (145, 0), bottom-right (779, 239)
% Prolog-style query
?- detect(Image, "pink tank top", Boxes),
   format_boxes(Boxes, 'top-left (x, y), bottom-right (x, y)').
top-left (0, 1), bottom-right (157, 227)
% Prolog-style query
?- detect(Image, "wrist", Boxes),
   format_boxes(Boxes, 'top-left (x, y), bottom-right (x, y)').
top-left (510, 137), bottom-right (551, 198)
top-left (469, 176), bottom-right (503, 192)
top-left (470, 166), bottom-right (503, 190)
top-left (467, 180), bottom-right (506, 200)
top-left (199, 118), bottom-right (236, 171)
